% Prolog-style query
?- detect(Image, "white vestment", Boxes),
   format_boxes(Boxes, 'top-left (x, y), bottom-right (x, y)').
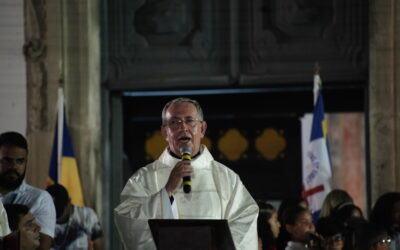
top-left (0, 200), bottom-right (10, 237)
top-left (114, 146), bottom-right (258, 250)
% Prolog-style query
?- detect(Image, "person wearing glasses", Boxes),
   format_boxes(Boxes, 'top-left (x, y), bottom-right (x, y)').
top-left (315, 216), bottom-right (345, 250)
top-left (370, 192), bottom-right (400, 250)
top-left (114, 97), bottom-right (259, 250)
top-left (0, 132), bottom-right (56, 250)
top-left (354, 222), bottom-right (391, 250)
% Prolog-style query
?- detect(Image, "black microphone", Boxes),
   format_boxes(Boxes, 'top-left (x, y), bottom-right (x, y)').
top-left (306, 232), bottom-right (324, 247)
top-left (180, 146), bottom-right (192, 193)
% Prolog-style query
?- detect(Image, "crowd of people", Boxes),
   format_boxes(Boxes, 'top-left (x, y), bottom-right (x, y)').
top-left (0, 97), bottom-right (399, 250)
top-left (257, 189), bottom-right (400, 250)
top-left (0, 131), bottom-right (103, 249)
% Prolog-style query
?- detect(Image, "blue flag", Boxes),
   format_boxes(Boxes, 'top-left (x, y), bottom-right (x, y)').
top-left (47, 105), bottom-right (85, 206)
top-left (301, 74), bottom-right (332, 219)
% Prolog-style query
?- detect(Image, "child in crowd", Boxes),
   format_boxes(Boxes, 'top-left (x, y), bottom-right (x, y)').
top-left (277, 205), bottom-right (318, 250)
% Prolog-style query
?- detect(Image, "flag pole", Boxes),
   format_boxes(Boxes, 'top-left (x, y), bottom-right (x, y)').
top-left (57, 0), bottom-right (65, 184)
top-left (313, 62), bottom-right (321, 104)
top-left (314, 62), bottom-right (320, 75)
top-left (57, 88), bottom-right (64, 183)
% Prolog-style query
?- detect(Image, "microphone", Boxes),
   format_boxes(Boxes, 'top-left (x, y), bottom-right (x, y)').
top-left (180, 146), bottom-right (192, 193)
top-left (306, 232), bottom-right (324, 246)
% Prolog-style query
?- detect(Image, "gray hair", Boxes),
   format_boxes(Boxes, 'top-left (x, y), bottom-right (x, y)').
top-left (161, 97), bottom-right (204, 126)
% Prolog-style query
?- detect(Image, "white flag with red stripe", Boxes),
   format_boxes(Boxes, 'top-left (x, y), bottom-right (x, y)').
top-left (301, 73), bottom-right (332, 218)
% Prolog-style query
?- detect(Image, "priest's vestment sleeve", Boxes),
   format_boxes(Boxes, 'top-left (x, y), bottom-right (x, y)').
top-left (114, 163), bottom-right (172, 250)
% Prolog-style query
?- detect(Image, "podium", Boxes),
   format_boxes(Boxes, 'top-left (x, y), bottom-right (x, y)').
top-left (148, 219), bottom-right (236, 250)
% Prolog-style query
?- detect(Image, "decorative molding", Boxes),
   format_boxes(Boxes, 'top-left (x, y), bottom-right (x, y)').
top-left (106, 0), bottom-right (226, 89)
top-left (105, 0), bottom-right (368, 88)
top-left (240, 0), bottom-right (368, 84)
top-left (25, 0), bottom-right (48, 132)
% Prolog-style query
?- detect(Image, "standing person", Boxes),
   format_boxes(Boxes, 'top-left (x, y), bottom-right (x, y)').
top-left (114, 97), bottom-right (259, 250)
top-left (319, 190), bottom-right (353, 219)
top-left (354, 222), bottom-right (391, 250)
top-left (277, 206), bottom-right (319, 250)
top-left (278, 196), bottom-right (309, 225)
top-left (46, 184), bottom-right (103, 250)
top-left (370, 192), bottom-right (400, 250)
top-left (331, 203), bottom-right (364, 226)
top-left (258, 201), bottom-right (281, 250)
top-left (0, 131), bottom-right (56, 250)
top-left (315, 216), bottom-right (345, 250)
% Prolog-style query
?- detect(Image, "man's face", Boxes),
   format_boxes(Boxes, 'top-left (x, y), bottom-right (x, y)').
top-left (0, 145), bottom-right (27, 191)
top-left (161, 102), bottom-right (207, 156)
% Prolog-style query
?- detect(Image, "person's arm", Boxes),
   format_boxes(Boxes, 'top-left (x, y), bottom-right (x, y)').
top-left (19, 212), bottom-right (41, 250)
top-left (85, 207), bottom-right (103, 250)
top-left (38, 233), bottom-right (52, 250)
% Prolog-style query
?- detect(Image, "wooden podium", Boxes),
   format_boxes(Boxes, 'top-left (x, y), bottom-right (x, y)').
top-left (148, 219), bottom-right (236, 250)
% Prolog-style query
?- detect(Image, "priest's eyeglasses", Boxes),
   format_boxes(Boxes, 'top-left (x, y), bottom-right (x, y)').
top-left (166, 118), bottom-right (202, 129)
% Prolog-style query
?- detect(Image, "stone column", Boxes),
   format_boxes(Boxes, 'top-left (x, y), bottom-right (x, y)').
top-left (24, 0), bottom-right (60, 187)
top-left (24, 0), bottom-right (102, 212)
top-left (61, 0), bottom-right (102, 211)
top-left (369, 0), bottom-right (400, 204)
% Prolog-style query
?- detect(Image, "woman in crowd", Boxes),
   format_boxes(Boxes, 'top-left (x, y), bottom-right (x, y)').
top-left (319, 190), bottom-right (353, 219)
top-left (331, 202), bottom-right (364, 226)
top-left (258, 201), bottom-right (281, 250)
top-left (354, 222), bottom-right (391, 250)
top-left (370, 192), bottom-right (400, 250)
top-left (316, 216), bottom-right (345, 250)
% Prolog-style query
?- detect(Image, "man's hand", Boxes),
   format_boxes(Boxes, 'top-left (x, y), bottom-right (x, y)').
top-left (19, 212), bottom-right (41, 250)
top-left (165, 160), bottom-right (193, 195)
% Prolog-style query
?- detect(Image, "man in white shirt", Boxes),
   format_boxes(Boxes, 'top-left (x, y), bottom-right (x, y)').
top-left (115, 97), bottom-right (259, 250)
top-left (46, 184), bottom-right (103, 250)
top-left (0, 131), bottom-right (56, 250)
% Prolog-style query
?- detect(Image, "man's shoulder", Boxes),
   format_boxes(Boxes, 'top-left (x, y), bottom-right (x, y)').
top-left (10, 183), bottom-right (54, 209)
top-left (73, 205), bottom-right (96, 215)
top-left (20, 183), bottom-right (51, 199)
top-left (72, 205), bottom-right (99, 221)
top-left (2, 183), bottom-right (54, 217)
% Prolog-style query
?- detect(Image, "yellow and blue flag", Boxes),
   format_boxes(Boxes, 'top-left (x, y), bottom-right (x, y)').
top-left (47, 105), bottom-right (85, 206)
